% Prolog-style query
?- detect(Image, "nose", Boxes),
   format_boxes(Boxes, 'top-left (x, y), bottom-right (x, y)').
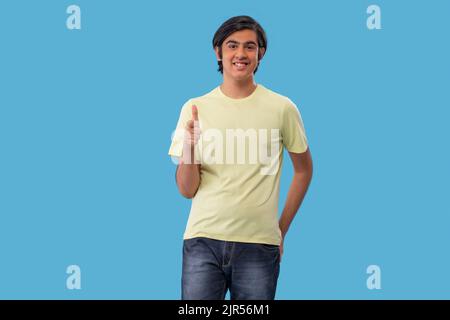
top-left (236, 45), bottom-right (247, 59)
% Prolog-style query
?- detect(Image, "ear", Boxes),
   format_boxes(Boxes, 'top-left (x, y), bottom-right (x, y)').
top-left (258, 47), bottom-right (266, 61)
top-left (214, 46), bottom-right (221, 61)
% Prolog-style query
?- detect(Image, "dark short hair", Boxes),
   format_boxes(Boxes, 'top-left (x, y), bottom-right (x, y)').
top-left (212, 15), bottom-right (267, 74)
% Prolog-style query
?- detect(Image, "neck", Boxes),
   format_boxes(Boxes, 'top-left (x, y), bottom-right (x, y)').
top-left (220, 75), bottom-right (257, 99)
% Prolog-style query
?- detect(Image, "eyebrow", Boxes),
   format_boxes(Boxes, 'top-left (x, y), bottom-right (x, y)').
top-left (225, 40), bottom-right (258, 46)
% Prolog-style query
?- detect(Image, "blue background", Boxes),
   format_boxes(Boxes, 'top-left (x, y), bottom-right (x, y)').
top-left (0, 0), bottom-right (449, 299)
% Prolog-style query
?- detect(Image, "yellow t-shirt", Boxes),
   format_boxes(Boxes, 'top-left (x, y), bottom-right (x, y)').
top-left (168, 84), bottom-right (308, 245)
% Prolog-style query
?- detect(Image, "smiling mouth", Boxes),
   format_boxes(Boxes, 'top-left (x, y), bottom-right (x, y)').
top-left (233, 62), bottom-right (249, 66)
top-left (232, 62), bottom-right (249, 70)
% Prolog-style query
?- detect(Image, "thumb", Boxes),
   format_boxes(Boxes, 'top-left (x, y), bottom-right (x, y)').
top-left (191, 105), bottom-right (199, 121)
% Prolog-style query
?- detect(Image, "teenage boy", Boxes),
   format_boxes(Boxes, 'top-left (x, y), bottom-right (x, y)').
top-left (168, 15), bottom-right (313, 300)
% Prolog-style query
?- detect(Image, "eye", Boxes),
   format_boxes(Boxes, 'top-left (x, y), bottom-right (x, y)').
top-left (228, 44), bottom-right (237, 49)
top-left (246, 45), bottom-right (257, 50)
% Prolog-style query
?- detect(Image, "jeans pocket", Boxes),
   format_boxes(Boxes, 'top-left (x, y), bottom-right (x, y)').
top-left (259, 243), bottom-right (280, 256)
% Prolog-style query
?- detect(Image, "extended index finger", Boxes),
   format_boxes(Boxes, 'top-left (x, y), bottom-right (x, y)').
top-left (191, 105), bottom-right (198, 121)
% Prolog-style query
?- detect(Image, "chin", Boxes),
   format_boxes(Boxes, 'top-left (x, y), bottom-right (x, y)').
top-left (226, 70), bottom-right (253, 81)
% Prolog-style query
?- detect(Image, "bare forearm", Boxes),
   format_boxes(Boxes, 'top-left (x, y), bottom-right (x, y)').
top-left (176, 144), bottom-right (201, 198)
top-left (279, 171), bottom-right (312, 238)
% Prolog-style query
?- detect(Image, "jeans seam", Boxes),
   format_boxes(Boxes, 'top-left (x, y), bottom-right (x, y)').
top-left (221, 241), bottom-right (227, 266)
top-left (228, 242), bottom-right (236, 266)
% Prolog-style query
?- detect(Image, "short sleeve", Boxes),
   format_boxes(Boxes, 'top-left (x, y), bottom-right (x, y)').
top-left (168, 99), bottom-right (192, 158)
top-left (281, 99), bottom-right (308, 153)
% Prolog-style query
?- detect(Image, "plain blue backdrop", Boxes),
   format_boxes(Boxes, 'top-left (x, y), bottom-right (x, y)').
top-left (0, 0), bottom-right (449, 299)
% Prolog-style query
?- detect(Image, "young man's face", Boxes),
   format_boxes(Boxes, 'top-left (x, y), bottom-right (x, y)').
top-left (215, 29), bottom-right (265, 82)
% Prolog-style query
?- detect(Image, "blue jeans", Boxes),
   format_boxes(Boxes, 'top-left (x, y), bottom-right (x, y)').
top-left (182, 237), bottom-right (280, 300)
